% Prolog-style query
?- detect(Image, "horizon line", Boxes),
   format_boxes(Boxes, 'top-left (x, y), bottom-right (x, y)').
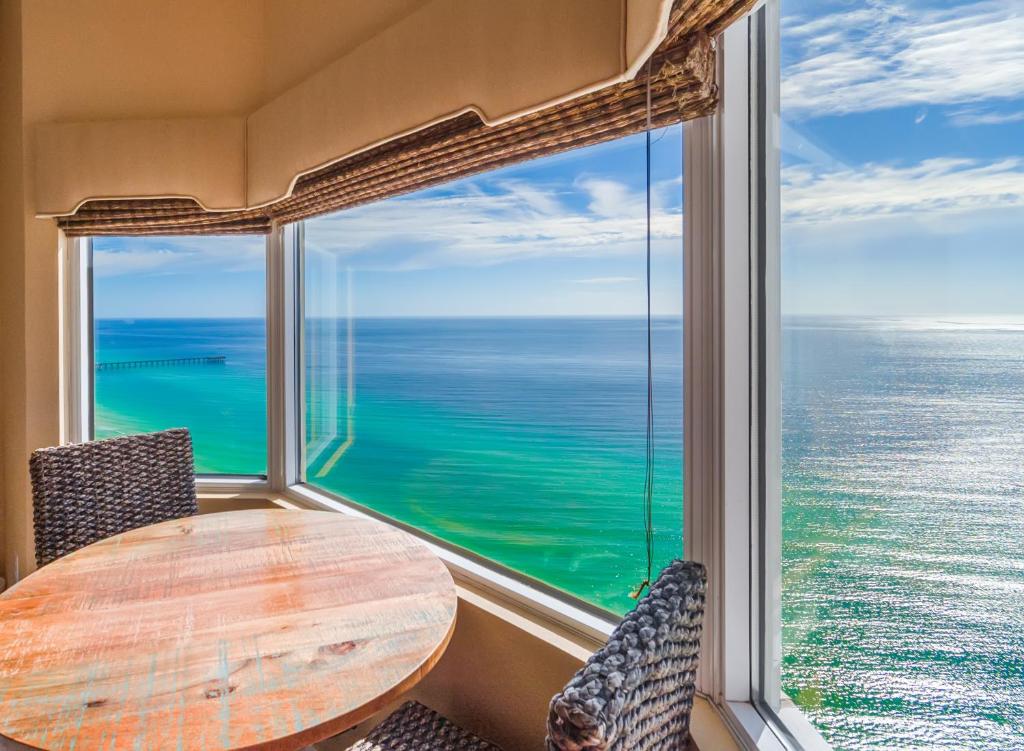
top-left (92, 312), bottom-right (1024, 321)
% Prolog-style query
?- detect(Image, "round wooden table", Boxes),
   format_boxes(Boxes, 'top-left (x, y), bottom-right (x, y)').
top-left (0, 509), bottom-right (457, 751)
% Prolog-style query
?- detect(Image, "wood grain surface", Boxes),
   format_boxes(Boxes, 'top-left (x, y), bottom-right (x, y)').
top-left (0, 509), bottom-right (457, 751)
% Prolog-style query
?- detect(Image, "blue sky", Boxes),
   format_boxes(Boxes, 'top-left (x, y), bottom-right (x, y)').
top-left (93, 235), bottom-right (266, 318)
top-left (94, 128), bottom-right (684, 318)
top-left (95, 0), bottom-right (1024, 318)
top-left (781, 0), bottom-right (1024, 316)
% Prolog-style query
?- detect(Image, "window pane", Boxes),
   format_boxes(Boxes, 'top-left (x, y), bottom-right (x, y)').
top-left (302, 128), bottom-right (684, 612)
top-left (780, 1), bottom-right (1024, 748)
top-left (92, 236), bottom-right (267, 475)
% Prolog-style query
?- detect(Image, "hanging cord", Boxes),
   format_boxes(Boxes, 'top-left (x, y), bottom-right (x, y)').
top-left (631, 61), bottom-right (656, 601)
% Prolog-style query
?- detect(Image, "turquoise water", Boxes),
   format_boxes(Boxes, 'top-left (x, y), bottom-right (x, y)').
top-left (303, 317), bottom-right (684, 612)
top-left (94, 315), bottom-right (1024, 749)
top-left (97, 316), bottom-right (685, 612)
top-left (94, 318), bottom-right (267, 475)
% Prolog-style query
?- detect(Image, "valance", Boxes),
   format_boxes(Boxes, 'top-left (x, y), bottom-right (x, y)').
top-left (55, 0), bottom-right (754, 237)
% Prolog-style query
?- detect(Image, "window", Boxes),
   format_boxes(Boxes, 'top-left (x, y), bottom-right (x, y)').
top-left (91, 236), bottom-right (268, 476)
top-left (299, 128), bottom-right (685, 612)
top-left (57, 6), bottom-right (1024, 748)
top-left (776, 0), bottom-right (1024, 748)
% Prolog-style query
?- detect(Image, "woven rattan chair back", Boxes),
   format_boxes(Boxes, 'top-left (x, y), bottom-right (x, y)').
top-left (30, 428), bottom-right (198, 566)
top-left (546, 560), bottom-right (707, 751)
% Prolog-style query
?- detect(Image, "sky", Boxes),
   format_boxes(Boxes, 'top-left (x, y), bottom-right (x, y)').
top-left (94, 0), bottom-right (1024, 319)
top-left (94, 128), bottom-right (684, 318)
top-left (780, 0), bottom-right (1024, 316)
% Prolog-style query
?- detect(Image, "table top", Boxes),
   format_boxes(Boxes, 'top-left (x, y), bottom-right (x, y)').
top-left (0, 509), bottom-right (458, 751)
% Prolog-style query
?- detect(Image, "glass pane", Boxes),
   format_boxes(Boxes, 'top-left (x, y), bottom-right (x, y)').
top-left (303, 127), bottom-right (684, 612)
top-left (92, 236), bottom-right (267, 475)
top-left (780, 1), bottom-right (1024, 748)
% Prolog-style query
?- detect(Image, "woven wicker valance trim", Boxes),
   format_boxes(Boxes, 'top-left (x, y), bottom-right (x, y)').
top-left (57, 0), bottom-right (755, 237)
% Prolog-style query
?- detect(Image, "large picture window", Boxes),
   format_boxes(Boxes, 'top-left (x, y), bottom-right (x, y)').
top-left (300, 128), bottom-right (685, 612)
top-left (778, 0), bottom-right (1024, 748)
top-left (91, 236), bottom-right (268, 476)
top-left (54, 5), bottom-right (1024, 748)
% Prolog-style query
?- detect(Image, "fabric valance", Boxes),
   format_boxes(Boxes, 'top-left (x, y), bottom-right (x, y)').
top-left (56, 0), bottom-right (754, 237)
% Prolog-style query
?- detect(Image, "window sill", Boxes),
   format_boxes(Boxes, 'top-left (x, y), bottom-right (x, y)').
top-left (722, 700), bottom-right (832, 751)
top-left (284, 486), bottom-right (773, 751)
top-left (196, 475), bottom-right (271, 496)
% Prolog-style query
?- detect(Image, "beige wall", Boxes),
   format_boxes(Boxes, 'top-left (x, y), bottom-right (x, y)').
top-left (21, 0), bottom-right (265, 122)
top-left (246, 0), bottom-right (625, 207)
top-left (0, 0), bottom-right (24, 585)
top-left (29, 0), bottom-right (674, 214)
top-left (410, 595), bottom-right (585, 749)
top-left (1, 0), bottom-right (270, 582)
top-left (260, 0), bottom-right (431, 102)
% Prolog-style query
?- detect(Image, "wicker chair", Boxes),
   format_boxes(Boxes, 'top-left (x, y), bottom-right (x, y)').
top-left (30, 428), bottom-right (198, 566)
top-left (345, 560), bottom-right (705, 751)
top-left (347, 701), bottom-right (503, 751)
top-left (547, 560), bottom-right (707, 750)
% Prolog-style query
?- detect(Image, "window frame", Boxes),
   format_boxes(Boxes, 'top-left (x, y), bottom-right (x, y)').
top-left (686, 5), bottom-right (831, 749)
top-left (59, 235), bottom-right (93, 446)
top-left (281, 211), bottom-right (665, 634)
top-left (58, 5), bottom-right (831, 745)
top-left (66, 235), bottom-right (274, 491)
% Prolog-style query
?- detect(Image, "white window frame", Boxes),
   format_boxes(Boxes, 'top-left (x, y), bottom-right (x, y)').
top-left (62, 234), bottom-right (273, 494)
top-left (59, 235), bottom-right (92, 445)
top-left (277, 219), bottom-right (630, 643)
top-left (58, 5), bottom-right (831, 745)
top-left (686, 4), bottom-right (830, 749)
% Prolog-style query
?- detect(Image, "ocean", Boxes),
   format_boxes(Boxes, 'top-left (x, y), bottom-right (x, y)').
top-left (94, 315), bottom-right (1024, 750)
top-left (781, 317), bottom-right (1024, 750)
top-left (94, 318), bottom-right (268, 475)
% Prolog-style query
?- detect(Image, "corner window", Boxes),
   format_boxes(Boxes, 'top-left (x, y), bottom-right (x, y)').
top-left (298, 128), bottom-right (685, 612)
top-left (91, 236), bottom-right (268, 476)
top-left (777, 1), bottom-right (1024, 748)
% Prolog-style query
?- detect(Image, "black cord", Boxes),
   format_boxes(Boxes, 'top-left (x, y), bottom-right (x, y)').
top-left (632, 61), bottom-right (656, 601)
top-left (649, 125), bottom-right (671, 146)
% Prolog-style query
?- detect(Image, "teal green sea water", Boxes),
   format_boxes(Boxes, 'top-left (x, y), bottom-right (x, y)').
top-left (780, 317), bottom-right (1024, 750)
top-left (302, 317), bottom-right (684, 611)
top-left (94, 318), bottom-right (267, 474)
top-left (95, 315), bottom-right (1024, 750)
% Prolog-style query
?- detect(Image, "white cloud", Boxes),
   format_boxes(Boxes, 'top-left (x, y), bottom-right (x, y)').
top-left (91, 247), bottom-right (185, 277)
top-left (783, 157), bottom-right (1024, 224)
top-left (946, 107), bottom-right (1024, 127)
top-left (494, 179), bottom-right (562, 216)
top-left (92, 235), bottom-right (265, 277)
top-left (578, 178), bottom-right (643, 218)
top-left (570, 276), bottom-right (639, 285)
top-left (304, 177), bottom-right (683, 270)
top-left (782, 1), bottom-right (1024, 117)
top-left (92, 177), bottom-right (684, 277)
